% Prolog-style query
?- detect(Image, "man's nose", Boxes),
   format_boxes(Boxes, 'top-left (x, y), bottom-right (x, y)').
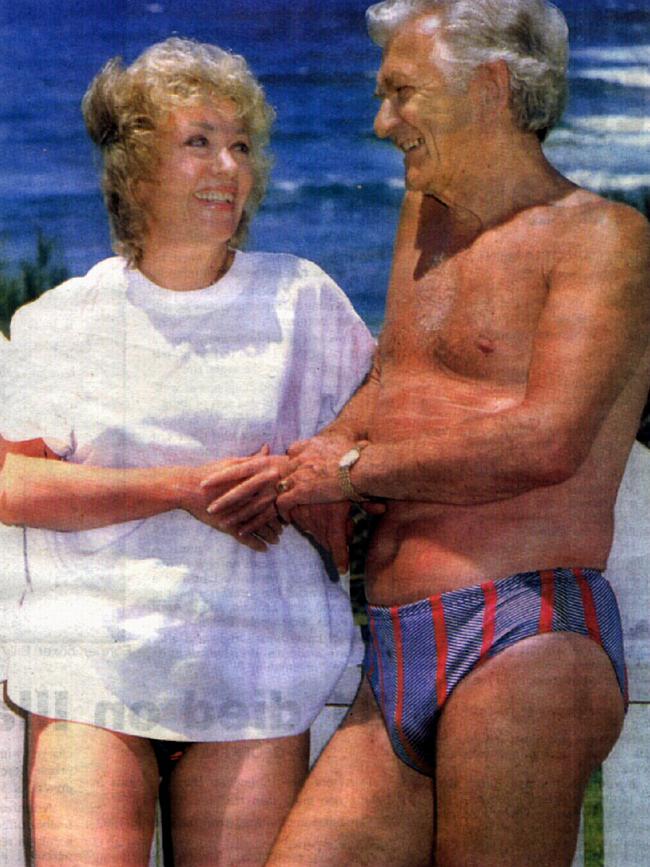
top-left (374, 98), bottom-right (399, 139)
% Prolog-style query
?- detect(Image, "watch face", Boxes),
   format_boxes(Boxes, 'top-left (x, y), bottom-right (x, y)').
top-left (340, 447), bottom-right (360, 469)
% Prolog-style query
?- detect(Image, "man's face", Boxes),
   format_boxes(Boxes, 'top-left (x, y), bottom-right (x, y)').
top-left (374, 16), bottom-right (479, 196)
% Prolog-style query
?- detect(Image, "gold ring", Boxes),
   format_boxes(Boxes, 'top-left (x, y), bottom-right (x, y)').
top-left (277, 480), bottom-right (290, 493)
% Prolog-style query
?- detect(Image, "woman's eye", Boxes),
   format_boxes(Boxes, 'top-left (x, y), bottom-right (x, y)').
top-left (186, 135), bottom-right (209, 147)
top-left (233, 141), bottom-right (251, 154)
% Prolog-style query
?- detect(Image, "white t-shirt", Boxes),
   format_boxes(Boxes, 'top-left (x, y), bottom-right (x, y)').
top-left (2, 253), bottom-right (375, 740)
top-left (0, 335), bottom-right (27, 682)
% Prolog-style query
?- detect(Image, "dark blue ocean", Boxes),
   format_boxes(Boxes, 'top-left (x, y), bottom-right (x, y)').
top-left (0, 0), bottom-right (648, 331)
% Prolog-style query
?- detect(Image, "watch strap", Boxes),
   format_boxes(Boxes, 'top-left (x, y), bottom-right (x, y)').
top-left (338, 444), bottom-right (367, 502)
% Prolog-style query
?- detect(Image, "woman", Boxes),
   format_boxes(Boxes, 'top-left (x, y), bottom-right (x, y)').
top-left (0, 38), bottom-right (374, 866)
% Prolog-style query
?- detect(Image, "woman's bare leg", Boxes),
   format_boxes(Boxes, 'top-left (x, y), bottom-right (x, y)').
top-left (28, 715), bottom-right (159, 867)
top-left (169, 732), bottom-right (309, 867)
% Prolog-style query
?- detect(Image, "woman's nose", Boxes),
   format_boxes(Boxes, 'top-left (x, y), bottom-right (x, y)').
top-left (212, 147), bottom-right (237, 174)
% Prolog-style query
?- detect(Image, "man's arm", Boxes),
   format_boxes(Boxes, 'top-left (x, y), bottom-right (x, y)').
top-left (198, 362), bottom-right (382, 570)
top-left (278, 201), bottom-right (650, 511)
top-left (303, 352), bottom-right (381, 445)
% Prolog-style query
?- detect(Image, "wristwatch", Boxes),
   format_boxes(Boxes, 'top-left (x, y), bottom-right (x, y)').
top-left (338, 444), bottom-right (367, 503)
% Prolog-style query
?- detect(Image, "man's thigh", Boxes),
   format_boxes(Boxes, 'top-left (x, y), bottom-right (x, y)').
top-left (435, 632), bottom-right (625, 867)
top-left (267, 678), bottom-right (434, 867)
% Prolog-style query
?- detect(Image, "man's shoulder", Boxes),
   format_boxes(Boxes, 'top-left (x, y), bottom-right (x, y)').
top-left (545, 189), bottom-right (649, 253)
top-left (510, 190), bottom-right (649, 283)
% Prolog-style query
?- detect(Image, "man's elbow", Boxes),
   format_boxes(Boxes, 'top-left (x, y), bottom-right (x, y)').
top-left (528, 432), bottom-right (588, 487)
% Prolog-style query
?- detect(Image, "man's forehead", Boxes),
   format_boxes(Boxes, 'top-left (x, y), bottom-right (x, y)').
top-left (376, 17), bottom-right (446, 87)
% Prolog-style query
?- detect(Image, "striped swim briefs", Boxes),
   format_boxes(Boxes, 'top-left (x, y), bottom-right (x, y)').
top-left (363, 567), bottom-right (627, 775)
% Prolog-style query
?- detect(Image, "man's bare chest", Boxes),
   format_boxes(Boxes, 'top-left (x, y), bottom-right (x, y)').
top-left (380, 255), bottom-right (549, 384)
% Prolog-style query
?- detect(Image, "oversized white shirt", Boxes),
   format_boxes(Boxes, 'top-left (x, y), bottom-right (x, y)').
top-left (2, 253), bottom-right (375, 740)
top-left (0, 335), bottom-right (26, 682)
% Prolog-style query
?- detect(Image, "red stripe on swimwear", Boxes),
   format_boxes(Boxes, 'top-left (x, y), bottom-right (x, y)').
top-left (539, 570), bottom-right (555, 633)
top-left (479, 580), bottom-right (497, 663)
top-left (368, 613), bottom-right (386, 716)
top-left (429, 595), bottom-right (448, 705)
top-left (390, 607), bottom-right (427, 770)
top-left (573, 568), bottom-right (602, 644)
top-left (574, 568), bottom-right (628, 702)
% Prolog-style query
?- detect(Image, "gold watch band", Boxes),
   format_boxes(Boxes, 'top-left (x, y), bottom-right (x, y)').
top-left (337, 443), bottom-right (368, 503)
top-left (338, 463), bottom-right (365, 503)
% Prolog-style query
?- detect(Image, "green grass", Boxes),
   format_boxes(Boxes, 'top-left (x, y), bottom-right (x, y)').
top-left (0, 232), bottom-right (68, 335)
top-left (583, 766), bottom-right (605, 867)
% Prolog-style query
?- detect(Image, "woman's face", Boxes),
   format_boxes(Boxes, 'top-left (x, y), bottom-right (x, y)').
top-left (139, 98), bottom-right (255, 250)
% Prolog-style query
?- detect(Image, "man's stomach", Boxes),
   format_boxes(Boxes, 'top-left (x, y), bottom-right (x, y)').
top-left (364, 484), bottom-right (616, 605)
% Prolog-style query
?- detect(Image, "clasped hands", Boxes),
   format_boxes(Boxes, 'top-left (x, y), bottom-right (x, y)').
top-left (196, 436), bottom-right (383, 571)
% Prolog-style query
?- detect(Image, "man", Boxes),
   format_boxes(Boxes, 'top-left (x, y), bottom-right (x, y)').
top-left (209, 1), bottom-right (650, 863)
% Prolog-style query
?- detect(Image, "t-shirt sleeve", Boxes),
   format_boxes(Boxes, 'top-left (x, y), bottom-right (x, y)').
top-left (0, 333), bottom-right (10, 437)
top-left (296, 263), bottom-right (376, 432)
top-left (2, 289), bottom-right (79, 455)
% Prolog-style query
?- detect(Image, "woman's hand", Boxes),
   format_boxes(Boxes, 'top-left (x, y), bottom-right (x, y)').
top-left (198, 446), bottom-right (289, 544)
top-left (0, 438), bottom-right (278, 550)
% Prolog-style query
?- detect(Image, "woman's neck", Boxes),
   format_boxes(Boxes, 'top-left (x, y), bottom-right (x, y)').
top-left (137, 240), bottom-right (233, 291)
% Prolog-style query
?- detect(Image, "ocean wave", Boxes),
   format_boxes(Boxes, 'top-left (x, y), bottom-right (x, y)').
top-left (572, 115), bottom-right (650, 134)
top-left (573, 45), bottom-right (650, 64)
top-left (260, 71), bottom-right (368, 86)
top-left (0, 174), bottom-right (99, 198)
top-left (576, 67), bottom-right (650, 89)
top-left (270, 178), bottom-right (404, 196)
top-left (567, 170), bottom-right (650, 193)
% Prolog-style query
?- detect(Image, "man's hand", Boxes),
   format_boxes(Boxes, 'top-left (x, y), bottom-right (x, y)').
top-left (275, 434), bottom-right (358, 520)
top-left (290, 502), bottom-right (352, 573)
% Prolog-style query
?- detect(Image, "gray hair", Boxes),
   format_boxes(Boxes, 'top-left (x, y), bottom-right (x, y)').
top-left (366, 0), bottom-right (569, 140)
top-left (83, 37), bottom-right (275, 264)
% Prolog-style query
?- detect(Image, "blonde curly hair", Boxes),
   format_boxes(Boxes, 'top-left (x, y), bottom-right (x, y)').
top-left (82, 37), bottom-right (275, 265)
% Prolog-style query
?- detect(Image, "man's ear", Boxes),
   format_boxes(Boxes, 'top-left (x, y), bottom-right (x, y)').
top-left (472, 59), bottom-right (511, 116)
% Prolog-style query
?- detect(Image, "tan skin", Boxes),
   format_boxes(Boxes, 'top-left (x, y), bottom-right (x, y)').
top-left (1, 98), bottom-right (308, 867)
top-left (208, 17), bottom-right (650, 867)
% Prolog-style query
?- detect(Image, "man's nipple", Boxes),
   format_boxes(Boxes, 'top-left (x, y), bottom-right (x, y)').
top-left (476, 335), bottom-right (496, 355)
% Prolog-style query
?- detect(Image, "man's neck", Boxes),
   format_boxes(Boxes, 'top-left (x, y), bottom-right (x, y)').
top-left (434, 131), bottom-right (574, 230)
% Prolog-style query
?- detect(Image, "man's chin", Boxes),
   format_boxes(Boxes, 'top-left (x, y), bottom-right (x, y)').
top-left (405, 172), bottom-right (432, 194)
top-left (404, 173), bottom-right (422, 192)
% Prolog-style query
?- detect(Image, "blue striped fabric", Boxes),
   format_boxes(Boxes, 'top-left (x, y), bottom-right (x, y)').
top-left (363, 568), bottom-right (627, 775)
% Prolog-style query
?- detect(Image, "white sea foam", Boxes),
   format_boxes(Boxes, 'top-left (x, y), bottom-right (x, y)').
top-left (567, 170), bottom-right (650, 192)
top-left (573, 45), bottom-right (650, 65)
top-left (388, 177), bottom-right (405, 190)
top-left (573, 115), bottom-right (650, 134)
top-left (577, 66), bottom-right (650, 89)
top-left (273, 180), bottom-right (301, 193)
